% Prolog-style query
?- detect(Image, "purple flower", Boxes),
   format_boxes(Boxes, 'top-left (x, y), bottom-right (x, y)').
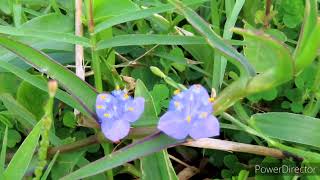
top-left (96, 90), bottom-right (145, 142)
top-left (158, 84), bottom-right (220, 140)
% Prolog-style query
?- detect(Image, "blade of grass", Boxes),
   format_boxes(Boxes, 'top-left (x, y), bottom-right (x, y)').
top-left (3, 119), bottom-right (43, 180)
top-left (295, 19), bottom-right (320, 74)
top-left (294, 0), bottom-right (318, 58)
top-left (41, 151), bottom-right (60, 180)
top-left (0, 127), bottom-right (8, 176)
top-left (0, 61), bottom-right (90, 117)
top-left (0, 35), bottom-right (98, 117)
top-left (213, 0), bottom-right (245, 91)
top-left (0, 25), bottom-right (91, 47)
top-left (13, 3), bottom-right (22, 27)
top-left (97, 34), bottom-right (207, 50)
top-left (140, 150), bottom-right (178, 180)
top-left (94, 0), bottom-right (210, 34)
top-left (0, 93), bottom-right (36, 130)
top-left (61, 133), bottom-right (182, 180)
top-left (169, 0), bottom-right (255, 77)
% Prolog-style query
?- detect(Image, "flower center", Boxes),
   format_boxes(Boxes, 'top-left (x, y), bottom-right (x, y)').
top-left (128, 107), bottom-right (134, 112)
top-left (123, 93), bottom-right (129, 100)
top-left (100, 95), bottom-right (107, 100)
top-left (199, 112), bottom-right (208, 118)
top-left (174, 101), bottom-right (180, 107)
top-left (174, 89), bottom-right (180, 95)
top-left (96, 105), bottom-right (104, 109)
top-left (208, 97), bottom-right (214, 103)
top-left (104, 113), bottom-right (111, 118)
top-left (186, 115), bottom-right (192, 123)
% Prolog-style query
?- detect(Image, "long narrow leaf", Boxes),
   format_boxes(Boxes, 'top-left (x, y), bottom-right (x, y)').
top-left (250, 112), bottom-right (320, 148)
top-left (213, 0), bottom-right (245, 90)
top-left (97, 34), bottom-right (207, 50)
top-left (0, 93), bottom-right (36, 129)
top-left (61, 133), bottom-right (181, 180)
top-left (0, 25), bottom-right (91, 47)
top-left (3, 119), bottom-right (42, 179)
top-left (0, 61), bottom-right (90, 117)
top-left (94, 0), bottom-right (209, 34)
top-left (169, 0), bottom-right (255, 77)
top-left (0, 35), bottom-right (98, 116)
top-left (41, 151), bottom-right (60, 180)
top-left (294, 0), bottom-right (318, 58)
top-left (0, 127), bottom-right (8, 175)
top-left (141, 150), bottom-right (178, 180)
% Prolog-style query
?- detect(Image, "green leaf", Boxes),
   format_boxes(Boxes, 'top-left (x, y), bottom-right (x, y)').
top-left (0, 61), bottom-right (90, 117)
top-left (97, 34), bottom-right (207, 50)
top-left (0, 72), bottom-right (21, 96)
top-left (250, 112), bottom-right (320, 148)
top-left (237, 170), bottom-right (249, 180)
top-left (3, 119), bottom-right (42, 180)
top-left (150, 84), bottom-right (169, 114)
top-left (51, 150), bottom-right (86, 179)
top-left (0, 25), bottom-right (91, 47)
top-left (214, 0), bottom-right (245, 90)
top-left (17, 76), bottom-right (48, 120)
top-left (7, 129), bottom-right (21, 148)
top-left (13, 3), bottom-right (22, 27)
top-left (63, 111), bottom-right (77, 128)
top-left (93, 0), bottom-right (139, 20)
top-left (133, 80), bottom-right (158, 126)
top-left (0, 93), bottom-right (36, 130)
top-left (0, 35), bottom-right (98, 117)
top-left (169, 48), bottom-right (187, 72)
top-left (0, 111), bottom-right (13, 128)
top-left (0, 127), bottom-right (8, 176)
top-left (141, 150), bottom-right (178, 180)
top-left (21, 13), bottom-right (73, 32)
top-left (233, 29), bottom-right (294, 93)
top-left (295, 20), bottom-right (320, 74)
top-left (94, 0), bottom-right (209, 34)
top-left (61, 133), bottom-right (180, 180)
top-left (0, 0), bottom-right (11, 14)
top-left (169, 0), bottom-right (255, 77)
top-left (41, 151), bottom-right (60, 180)
top-left (294, 0), bottom-right (317, 57)
top-left (242, 28), bottom-right (286, 73)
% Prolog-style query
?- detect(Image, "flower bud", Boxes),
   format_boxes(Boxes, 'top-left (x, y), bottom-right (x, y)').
top-left (48, 80), bottom-right (58, 97)
top-left (150, 66), bottom-right (166, 78)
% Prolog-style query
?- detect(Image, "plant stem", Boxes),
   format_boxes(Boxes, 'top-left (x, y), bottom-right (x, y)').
top-left (264, 0), bottom-right (272, 28)
top-left (87, 1), bottom-right (112, 179)
top-left (88, 0), bottom-right (103, 92)
top-left (47, 130), bottom-right (289, 160)
top-left (183, 138), bottom-right (285, 159)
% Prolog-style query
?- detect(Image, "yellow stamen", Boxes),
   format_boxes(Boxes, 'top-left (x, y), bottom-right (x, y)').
top-left (104, 113), bottom-right (111, 118)
top-left (174, 101), bottom-right (180, 107)
top-left (186, 115), bottom-right (191, 123)
top-left (208, 97), bottom-right (215, 103)
top-left (200, 112), bottom-right (208, 118)
top-left (128, 107), bottom-right (134, 112)
top-left (174, 89), bottom-right (180, 95)
top-left (115, 85), bottom-right (120, 90)
top-left (100, 95), bottom-right (107, 100)
top-left (96, 105), bottom-right (104, 109)
top-left (123, 93), bottom-right (129, 100)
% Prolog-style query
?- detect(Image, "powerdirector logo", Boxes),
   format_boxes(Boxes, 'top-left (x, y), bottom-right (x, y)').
top-left (254, 163), bottom-right (320, 176)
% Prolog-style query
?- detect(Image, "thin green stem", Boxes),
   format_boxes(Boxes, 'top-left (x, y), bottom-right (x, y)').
top-left (88, 0), bottom-right (103, 92)
top-left (87, 1), bottom-right (112, 179)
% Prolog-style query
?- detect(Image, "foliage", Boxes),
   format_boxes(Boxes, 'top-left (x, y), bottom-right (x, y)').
top-left (0, 0), bottom-right (319, 179)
